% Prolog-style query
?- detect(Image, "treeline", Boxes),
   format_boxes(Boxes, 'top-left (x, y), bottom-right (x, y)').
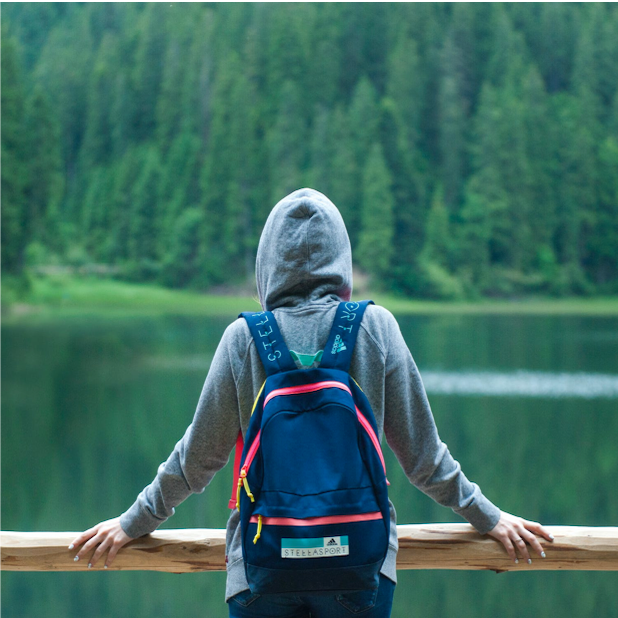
top-left (2, 3), bottom-right (618, 299)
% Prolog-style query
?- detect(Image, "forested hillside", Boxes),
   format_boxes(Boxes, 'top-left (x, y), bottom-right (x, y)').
top-left (2, 3), bottom-right (618, 299)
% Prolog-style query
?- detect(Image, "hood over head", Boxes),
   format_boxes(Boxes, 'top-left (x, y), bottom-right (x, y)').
top-left (256, 188), bottom-right (353, 311)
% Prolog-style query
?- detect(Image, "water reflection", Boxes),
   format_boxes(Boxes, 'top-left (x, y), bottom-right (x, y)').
top-left (2, 312), bottom-right (617, 618)
top-left (421, 370), bottom-right (618, 399)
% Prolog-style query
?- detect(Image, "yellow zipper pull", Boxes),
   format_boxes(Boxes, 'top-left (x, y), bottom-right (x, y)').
top-left (236, 476), bottom-right (243, 511)
top-left (240, 468), bottom-right (254, 502)
top-left (253, 514), bottom-right (263, 544)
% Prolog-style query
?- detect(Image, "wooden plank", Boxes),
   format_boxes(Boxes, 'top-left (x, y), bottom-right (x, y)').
top-left (2, 525), bottom-right (618, 573)
top-left (395, 524), bottom-right (618, 572)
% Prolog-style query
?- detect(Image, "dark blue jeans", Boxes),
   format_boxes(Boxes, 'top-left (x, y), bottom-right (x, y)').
top-left (227, 574), bottom-right (396, 618)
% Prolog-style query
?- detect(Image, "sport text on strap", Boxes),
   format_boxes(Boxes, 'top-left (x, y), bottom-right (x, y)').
top-left (239, 311), bottom-right (297, 376)
top-left (319, 300), bottom-right (374, 372)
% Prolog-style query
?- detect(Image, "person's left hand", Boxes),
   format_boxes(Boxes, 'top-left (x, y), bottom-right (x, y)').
top-left (69, 517), bottom-right (133, 569)
top-left (486, 510), bottom-right (554, 564)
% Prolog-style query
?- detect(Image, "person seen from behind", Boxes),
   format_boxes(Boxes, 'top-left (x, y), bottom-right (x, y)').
top-left (70, 188), bottom-right (554, 617)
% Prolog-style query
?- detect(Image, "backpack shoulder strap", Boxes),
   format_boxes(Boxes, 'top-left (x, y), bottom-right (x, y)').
top-left (239, 310), bottom-right (297, 376)
top-left (319, 300), bottom-right (374, 372)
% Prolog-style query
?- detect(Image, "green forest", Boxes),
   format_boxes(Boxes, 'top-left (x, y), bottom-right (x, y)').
top-left (2, 2), bottom-right (618, 301)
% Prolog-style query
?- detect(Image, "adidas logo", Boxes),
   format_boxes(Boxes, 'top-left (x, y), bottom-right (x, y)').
top-left (331, 335), bottom-right (347, 355)
top-left (327, 538), bottom-right (338, 546)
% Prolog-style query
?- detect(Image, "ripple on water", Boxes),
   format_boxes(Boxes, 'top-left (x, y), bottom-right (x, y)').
top-left (420, 370), bottom-right (618, 399)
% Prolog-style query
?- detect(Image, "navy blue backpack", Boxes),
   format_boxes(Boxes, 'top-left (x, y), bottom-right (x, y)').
top-left (232, 300), bottom-right (390, 595)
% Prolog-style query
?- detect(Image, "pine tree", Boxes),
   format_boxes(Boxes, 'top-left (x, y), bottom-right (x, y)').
top-left (438, 31), bottom-right (468, 211)
top-left (465, 82), bottom-right (509, 289)
top-left (458, 176), bottom-right (492, 294)
top-left (421, 183), bottom-right (451, 267)
top-left (1, 26), bottom-right (31, 275)
top-left (155, 11), bottom-right (195, 153)
top-left (357, 143), bottom-right (394, 283)
top-left (329, 105), bottom-right (357, 239)
top-left (418, 182), bottom-right (464, 299)
top-left (305, 105), bottom-right (334, 197)
top-left (131, 3), bottom-right (168, 142)
top-left (348, 76), bottom-right (380, 244)
top-left (127, 147), bottom-right (162, 278)
top-left (4, 2), bottom-right (617, 299)
top-left (80, 166), bottom-right (114, 261)
top-left (24, 85), bottom-right (65, 250)
top-left (538, 3), bottom-right (575, 93)
top-left (306, 3), bottom-right (342, 109)
top-left (265, 4), bottom-right (314, 123)
top-left (268, 80), bottom-right (306, 205)
top-left (108, 146), bottom-right (143, 262)
top-left (378, 97), bottom-right (427, 293)
top-left (159, 207), bottom-right (204, 288)
top-left (590, 135), bottom-right (618, 289)
top-left (32, 8), bottom-right (93, 176)
top-left (80, 31), bottom-right (118, 167)
top-left (224, 72), bottom-right (263, 282)
top-left (157, 129), bottom-right (202, 260)
top-left (550, 93), bottom-right (594, 294)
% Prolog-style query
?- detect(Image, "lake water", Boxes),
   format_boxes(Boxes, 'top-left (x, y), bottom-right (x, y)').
top-left (2, 311), bottom-right (617, 617)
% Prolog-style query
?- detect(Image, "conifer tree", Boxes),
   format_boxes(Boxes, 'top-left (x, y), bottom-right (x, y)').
top-left (1, 26), bottom-right (30, 275)
top-left (160, 207), bottom-right (204, 288)
top-left (438, 31), bottom-right (468, 211)
top-left (157, 129), bottom-right (202, 261)
top-left (2, 2), bottom-right (617, 297)
top-left (420, 182), bottom-right (452, 269)
top-left (24, 85), bottom-right (65, 250)
top-left (224, 72), bottom-right (263, 281)
top-left (108, 147), bottom-right (143, 262)
top-left (132, 4), bottom-right (168, 142)
top-left (306, 3), bottom-right (342, 109)
top-left (590, 135), bottom-right (618, 289)
top-left (197, 51), bottom-right (241, 285)
top-left (418, 182), bottom-right (463, 299)
top-left (329, 105), bottom-right (357, 242)
top-left (306, 105), bottom-right (334, 197)
top-left (465, 82), bottom-right (509, 287)
top-left (378, 97), bottom-right (427, 293)
top-left (348, 76), bottom-right (380, 243)
top-left (268, 80), bottom-right (305, 205)
top-left (127, 147), bottom-right (162, 278)
top-left (81, 32), bottom-right (118, 167)
top-left (357, 143), bottom-right (394, 283)
top-left (81, 166), bottom-right (114, 261)
top-left (155, 11), bottom-right (196, 153)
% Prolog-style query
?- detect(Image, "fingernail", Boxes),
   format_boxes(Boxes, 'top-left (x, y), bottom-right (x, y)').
top-left (527, 558), bottom-right (532, 564)
top-left (68, 544), bottom-right (74, 550)
top-left (549, 534), bottom-right (555, 541)
top-left (514, 559), bottom-right (519, 564)
top-left (74, 556), bottom-right (79, 562)
top-left (104, 565), bottom-right (108, 569)
top-left (541, 551), bottom-right (546, 558)
top-left (88, 563), bottom-right (92, 569)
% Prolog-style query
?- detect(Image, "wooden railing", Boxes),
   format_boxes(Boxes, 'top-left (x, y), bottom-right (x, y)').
top-left (3, 524), bottom-right (618, 573)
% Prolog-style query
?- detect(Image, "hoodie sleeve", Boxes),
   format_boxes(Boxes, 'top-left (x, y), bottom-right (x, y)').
top-left (119, 323), bottom-right (242, 538)
top-left (381, 310), bottom-right (501, 535)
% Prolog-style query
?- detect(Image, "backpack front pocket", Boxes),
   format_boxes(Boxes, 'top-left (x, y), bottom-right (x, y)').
top-left (243, 511), bottom-right (387, 594)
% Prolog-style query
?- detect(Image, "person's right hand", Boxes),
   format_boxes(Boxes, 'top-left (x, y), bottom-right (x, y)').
top-left (486, 510), bottom-right (554, 564)
top-left (69, 517), bottom-right (133, 569)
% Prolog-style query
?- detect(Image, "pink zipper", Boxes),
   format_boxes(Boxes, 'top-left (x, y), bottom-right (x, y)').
top-left (264, 381), bottom-right (351, 407)
top-left (242, 429), bottom-right (261, 474)
top-left (249, 511), bottom-right (383, 526)
top-left (251, 382), bottom-right (388, 484)
top-left (356, 406), bottom-right (389, 483)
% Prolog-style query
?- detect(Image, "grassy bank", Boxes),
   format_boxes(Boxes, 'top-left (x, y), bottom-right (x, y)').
top-left (3, 274), bottom-right (618, 322)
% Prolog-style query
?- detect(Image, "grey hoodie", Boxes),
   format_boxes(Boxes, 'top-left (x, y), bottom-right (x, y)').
top-left (119, 188), bottom-right (501, 601)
